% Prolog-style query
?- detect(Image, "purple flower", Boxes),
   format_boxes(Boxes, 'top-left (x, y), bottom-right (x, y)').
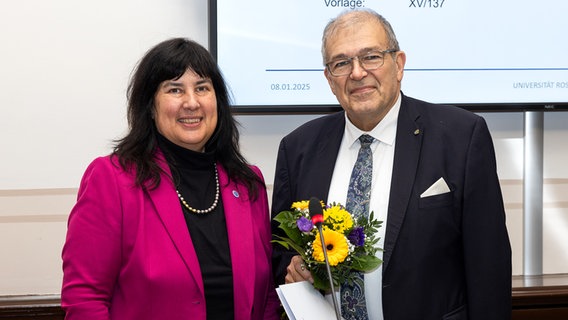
top-left (296, 216), bottom-right (313, 232)
top-left (347, 226), bottom-right (365, 247)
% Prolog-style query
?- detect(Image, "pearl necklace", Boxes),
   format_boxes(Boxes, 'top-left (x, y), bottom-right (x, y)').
top-left (176, 165), bottom-right (219, 214)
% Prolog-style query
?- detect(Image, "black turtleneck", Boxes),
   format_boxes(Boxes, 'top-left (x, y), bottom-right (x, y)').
top-left (157, 133), bottom-right (234, 320)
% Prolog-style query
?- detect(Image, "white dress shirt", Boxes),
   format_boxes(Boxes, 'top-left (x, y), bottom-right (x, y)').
top-left (326, 94), bottom-right (400, 320)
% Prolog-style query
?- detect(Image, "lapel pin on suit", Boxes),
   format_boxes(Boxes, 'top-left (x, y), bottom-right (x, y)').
top-left (414, 129), bottom-right (420, 135)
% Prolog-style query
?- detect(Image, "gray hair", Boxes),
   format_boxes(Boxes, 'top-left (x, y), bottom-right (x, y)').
top-left (321, 9), bottom-right (400, 65)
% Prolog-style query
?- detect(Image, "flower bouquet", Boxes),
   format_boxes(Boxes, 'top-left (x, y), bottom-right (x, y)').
top-left (272, 200), bottom-right (383, 291)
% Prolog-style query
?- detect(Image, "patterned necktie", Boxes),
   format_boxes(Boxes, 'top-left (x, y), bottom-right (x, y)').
top-left (341, 134), bottom-right (374, 320)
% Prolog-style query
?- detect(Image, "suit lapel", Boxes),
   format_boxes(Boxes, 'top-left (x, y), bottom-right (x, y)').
top-left (146, 153), bottom-right (205, 296)
top-left (302, 112), bottom-right (346, 202)
top-left (382, 96), bottom-right (423, 273)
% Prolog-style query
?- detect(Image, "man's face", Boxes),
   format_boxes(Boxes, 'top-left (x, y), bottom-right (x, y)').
top-left (324, 19), bottom-right (406, 131)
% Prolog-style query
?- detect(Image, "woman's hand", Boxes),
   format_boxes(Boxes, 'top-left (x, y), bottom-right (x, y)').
top-left (284, 255), bottom-right (314, 284)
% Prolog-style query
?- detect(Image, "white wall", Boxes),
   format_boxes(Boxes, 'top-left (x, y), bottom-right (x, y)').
top-left (0, 0), bottom-right (567, 296)
top-left (0, 0), bottom-right (208, 190)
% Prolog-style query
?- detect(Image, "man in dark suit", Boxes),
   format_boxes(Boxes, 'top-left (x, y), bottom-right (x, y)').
top-left (271, 8), bottom-right (512, 320)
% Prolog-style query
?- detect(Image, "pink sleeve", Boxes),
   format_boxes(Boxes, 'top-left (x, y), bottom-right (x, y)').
top-left (61, 157), bottom-right (124, 320)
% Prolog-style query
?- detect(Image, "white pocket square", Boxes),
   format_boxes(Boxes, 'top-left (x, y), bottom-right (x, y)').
top-left (420, 177), bottom-right (450, 198)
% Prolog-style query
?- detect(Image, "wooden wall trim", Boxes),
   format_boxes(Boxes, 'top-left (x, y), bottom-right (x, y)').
top-left (1, 275), bottom-right (568, 319)
top-left (512, 273), bottom-right (568, 320)
top-left (0, 295), bottom-right (64, 319)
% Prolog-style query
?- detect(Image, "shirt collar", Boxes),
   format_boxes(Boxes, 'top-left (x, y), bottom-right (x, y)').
top-left (344, 93), bottom-right (401, 149)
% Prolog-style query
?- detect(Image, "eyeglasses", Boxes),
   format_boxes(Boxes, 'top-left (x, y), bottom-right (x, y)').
top-left (325, 49), bottom-right (397, 77)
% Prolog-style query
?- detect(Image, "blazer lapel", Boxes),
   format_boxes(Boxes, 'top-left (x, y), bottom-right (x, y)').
top-left (382, 95), bottom-right (423, 273)
top-left (146, 153), bottom-right (205, 296)
top-left (218, 165), bottom-right (255, 319)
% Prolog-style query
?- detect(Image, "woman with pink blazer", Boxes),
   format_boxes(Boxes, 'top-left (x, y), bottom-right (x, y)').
top-left (61, 38), bottom-right (281, 320)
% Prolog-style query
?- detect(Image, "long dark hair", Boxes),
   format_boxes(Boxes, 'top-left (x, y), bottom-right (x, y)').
top-left (113, 38), bottom-right (263, 198)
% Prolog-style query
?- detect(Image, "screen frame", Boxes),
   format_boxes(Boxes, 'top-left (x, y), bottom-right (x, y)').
top-left (208, 0), bottom-right (568, 115)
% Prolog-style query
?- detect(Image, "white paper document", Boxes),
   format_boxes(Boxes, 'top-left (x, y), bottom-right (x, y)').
top-left (276, 281), bottom-right (341, 320)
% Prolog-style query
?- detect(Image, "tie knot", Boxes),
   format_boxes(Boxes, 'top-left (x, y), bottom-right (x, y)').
top-left (359, 134), bottom-right (374, 148)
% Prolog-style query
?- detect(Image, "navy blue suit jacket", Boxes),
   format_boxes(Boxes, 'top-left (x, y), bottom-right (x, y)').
top-left (271, 94), bottom-right (512, 319)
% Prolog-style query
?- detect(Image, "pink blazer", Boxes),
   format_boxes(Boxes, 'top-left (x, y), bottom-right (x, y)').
top-left (62, 154), bottom-right (280, 320)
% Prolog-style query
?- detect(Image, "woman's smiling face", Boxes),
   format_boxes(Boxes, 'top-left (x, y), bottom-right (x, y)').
top-left (153, 69), bottom-right (218, 152)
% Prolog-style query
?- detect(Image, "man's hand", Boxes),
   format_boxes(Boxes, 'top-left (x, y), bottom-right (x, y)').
top-left (284, 255), bottom-right (314, 284)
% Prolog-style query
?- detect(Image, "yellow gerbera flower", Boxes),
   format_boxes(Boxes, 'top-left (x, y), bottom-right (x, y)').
top-left (323, 205), bottom-right (353, 234)
top-left (291, 200), bottom-right (310, 211)
top-left (312, 229), bottom-right (349, 266)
